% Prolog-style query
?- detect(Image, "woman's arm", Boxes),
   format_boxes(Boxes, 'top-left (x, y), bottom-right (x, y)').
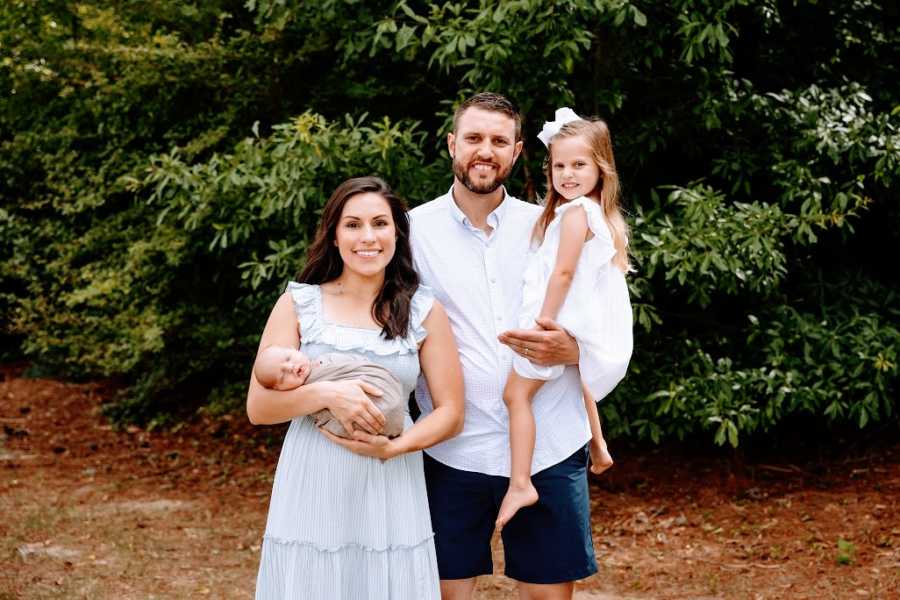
top-left (322, 301), bottom-right (465, 459)
top-left (538, 205), bottom-right (589, 321)
top-left (246, 292), bottom-right (386, 433)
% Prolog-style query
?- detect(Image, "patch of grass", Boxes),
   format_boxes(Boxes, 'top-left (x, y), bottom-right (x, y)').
top-left (706, 572), bottom-right (720, 595)
top-left (836, 538), bottom-right (856, 565)
top-left (769, 544), bottom-right (784, 560)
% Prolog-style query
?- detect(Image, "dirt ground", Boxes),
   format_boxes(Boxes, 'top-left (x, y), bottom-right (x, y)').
top-left (1, 365), bottom-right (899, 599)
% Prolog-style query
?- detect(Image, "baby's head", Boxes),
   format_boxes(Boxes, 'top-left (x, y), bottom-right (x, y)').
top-left (254, 345), bottom-right (311, 390)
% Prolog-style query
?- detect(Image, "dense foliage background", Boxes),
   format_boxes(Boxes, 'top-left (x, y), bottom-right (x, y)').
top-left (2, 0), bottom-right (898, 445)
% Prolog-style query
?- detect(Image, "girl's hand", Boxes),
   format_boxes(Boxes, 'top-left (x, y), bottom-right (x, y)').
top-left (319, 428), bottom-right (402, 461)
top-left (323, 380), bottom-right (386, 435)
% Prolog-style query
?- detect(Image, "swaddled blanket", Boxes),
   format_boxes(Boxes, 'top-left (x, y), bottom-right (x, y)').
top-left (306, 352), bottom-right (406, 438)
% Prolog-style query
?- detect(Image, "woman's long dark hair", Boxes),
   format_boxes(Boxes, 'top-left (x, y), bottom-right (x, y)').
top-left (297, 176), bottom-right (419, 340)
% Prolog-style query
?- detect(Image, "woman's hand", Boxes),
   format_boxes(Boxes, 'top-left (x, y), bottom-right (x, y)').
top-left (319, 428), bottom-right (402, 461)
top-left (323, 380), bottom-right (386, 435)
top-left (498, 317), bottom-right (579, 366)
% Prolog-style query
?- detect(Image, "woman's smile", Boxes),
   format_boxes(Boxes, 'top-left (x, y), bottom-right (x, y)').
top-left (353, 249), bottom-right (382, 258)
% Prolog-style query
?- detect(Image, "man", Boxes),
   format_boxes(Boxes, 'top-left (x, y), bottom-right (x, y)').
top-left (410, 92), bottom-right (598, 600)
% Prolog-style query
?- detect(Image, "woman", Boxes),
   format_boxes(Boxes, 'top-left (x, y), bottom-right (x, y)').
top-left (247, 176), bottom-right (464, 599)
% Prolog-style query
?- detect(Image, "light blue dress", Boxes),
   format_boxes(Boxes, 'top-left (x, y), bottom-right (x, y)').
top-left (255, 283), bottom-right (440, 600)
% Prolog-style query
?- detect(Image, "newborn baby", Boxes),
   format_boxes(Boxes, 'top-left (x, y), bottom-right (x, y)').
top-left (253, 345), bottom-right (405, 439)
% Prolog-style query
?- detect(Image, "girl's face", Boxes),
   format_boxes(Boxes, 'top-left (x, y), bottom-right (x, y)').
top-left (550, 135), bottom-right (601, 201)
top-left (334, 192), bottom-right (397, 279)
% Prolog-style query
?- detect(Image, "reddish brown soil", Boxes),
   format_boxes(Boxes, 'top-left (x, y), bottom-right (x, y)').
top-left (1, 365), bottom-right (898, 599)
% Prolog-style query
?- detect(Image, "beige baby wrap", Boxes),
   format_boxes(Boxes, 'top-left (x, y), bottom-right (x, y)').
top-left (307, 352), bottom-right (406, 439)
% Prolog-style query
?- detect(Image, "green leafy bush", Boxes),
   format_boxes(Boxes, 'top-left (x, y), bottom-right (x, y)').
top-left (2, 0), bottom-right (898, 444)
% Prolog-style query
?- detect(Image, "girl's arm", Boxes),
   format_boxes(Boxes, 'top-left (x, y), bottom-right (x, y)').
top-left (538, 205), bottom-right (590, 321)
top-left (322, 301), bottom-right (465, 459)
top-left (246, 292), bottom-right (386, 434)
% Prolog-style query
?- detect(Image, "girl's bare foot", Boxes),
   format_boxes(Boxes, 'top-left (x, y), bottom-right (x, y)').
top-left (589, 439), bottom-right (613, 475)
top-left (495, 482), bottom-right (539, 531)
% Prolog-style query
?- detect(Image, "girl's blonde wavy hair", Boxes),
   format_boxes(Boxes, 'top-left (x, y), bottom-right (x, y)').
top-left (533, 118), bottom-right (630, 273)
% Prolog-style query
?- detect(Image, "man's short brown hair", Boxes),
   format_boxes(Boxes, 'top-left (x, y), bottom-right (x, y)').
top-left (452, 92), bottom-right (522, 141)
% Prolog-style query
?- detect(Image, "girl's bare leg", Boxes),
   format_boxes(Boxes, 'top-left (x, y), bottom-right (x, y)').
top-left (497, 371), bottom-right (546, 531)
top-left (583, 384), bottom-right (613, 475)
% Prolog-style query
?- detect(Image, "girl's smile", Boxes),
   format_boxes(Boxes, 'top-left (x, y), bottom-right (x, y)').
top-left (550, 136), bottom-right (601, 201)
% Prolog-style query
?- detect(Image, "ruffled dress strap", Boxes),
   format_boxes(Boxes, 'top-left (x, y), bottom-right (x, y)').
top-left (285, 282), bottom-right (435, 355)
top-left (285, 282), bottom-right (325, 344)
top-left (408, 285), bottom-right (436, 346)
top-left (555, 196), bottom-right (616, 266)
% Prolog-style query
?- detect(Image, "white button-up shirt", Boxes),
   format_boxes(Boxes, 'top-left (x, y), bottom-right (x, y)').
top-left (410, 187), bottom-right (591, 476)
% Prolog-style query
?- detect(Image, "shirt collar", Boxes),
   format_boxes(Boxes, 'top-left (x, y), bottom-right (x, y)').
top-left (445, 185), bottom-right (512, 229)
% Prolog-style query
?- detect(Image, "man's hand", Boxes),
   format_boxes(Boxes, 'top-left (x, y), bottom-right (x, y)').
top-left (498, 318), bottom-right (579, 366)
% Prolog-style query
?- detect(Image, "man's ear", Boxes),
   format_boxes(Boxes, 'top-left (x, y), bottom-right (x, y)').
top-left (447, 132), bottom-right (456, 159)
top-left (512, 139), bottom-right (523, 163)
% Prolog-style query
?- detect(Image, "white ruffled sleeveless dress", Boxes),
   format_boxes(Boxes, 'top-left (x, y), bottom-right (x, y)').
top-left (513, 196), bottom-right (633, 400)
top-left (255, 282), bottom-right (440, 600)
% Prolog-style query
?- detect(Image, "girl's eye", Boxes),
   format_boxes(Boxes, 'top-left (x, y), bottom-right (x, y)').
top-left (345, 221), bottom-right (359, 228)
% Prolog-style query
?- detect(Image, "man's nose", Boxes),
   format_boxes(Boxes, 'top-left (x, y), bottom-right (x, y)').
top-left (474, 140), bottom-right (494, 158)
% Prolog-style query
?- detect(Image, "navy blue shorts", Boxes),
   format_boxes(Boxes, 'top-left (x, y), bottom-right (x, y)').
top-left (423, 446), bottom-right (597, 584)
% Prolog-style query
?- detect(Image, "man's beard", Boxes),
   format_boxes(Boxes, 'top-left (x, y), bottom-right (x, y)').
top-left (452, 157), bottom-right (512, 195)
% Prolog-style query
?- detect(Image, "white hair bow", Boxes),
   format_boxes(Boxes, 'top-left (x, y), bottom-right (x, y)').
top-left (536, 107), bottom-right (582, 147)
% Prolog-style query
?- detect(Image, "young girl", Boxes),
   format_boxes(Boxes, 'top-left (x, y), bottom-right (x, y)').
top-left (496, 108), bottom-right (634, 530)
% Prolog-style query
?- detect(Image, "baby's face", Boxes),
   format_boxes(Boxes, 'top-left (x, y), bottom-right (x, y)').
top-left (258, 346), bottom-right (311, 390)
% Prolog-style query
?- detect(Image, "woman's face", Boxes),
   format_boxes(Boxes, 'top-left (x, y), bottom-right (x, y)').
top-left (334, 192), bottom-right (397, 279)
